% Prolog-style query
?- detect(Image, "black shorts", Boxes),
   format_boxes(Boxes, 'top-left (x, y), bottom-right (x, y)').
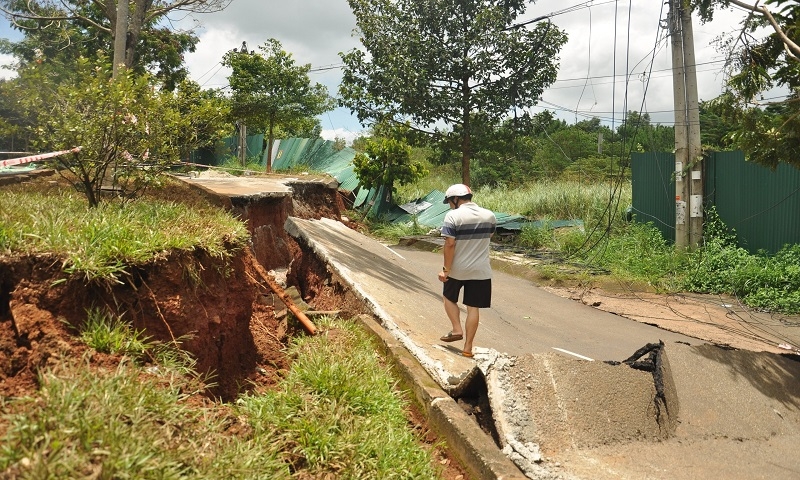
top-left (443, 278), bottom-right (492, 308)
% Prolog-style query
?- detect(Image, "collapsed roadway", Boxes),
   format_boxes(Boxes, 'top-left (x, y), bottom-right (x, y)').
top-left (183, 171), bottom-right (800, 480)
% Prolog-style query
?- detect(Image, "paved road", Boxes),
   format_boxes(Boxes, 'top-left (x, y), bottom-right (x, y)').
top-left (286, 217), bottom-right (698, 391)
top-left (391, 245), bottom-right (699, 362)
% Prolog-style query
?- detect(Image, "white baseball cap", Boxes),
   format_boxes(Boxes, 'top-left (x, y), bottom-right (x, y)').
top-left (443, 184), bottom-right (472, 203)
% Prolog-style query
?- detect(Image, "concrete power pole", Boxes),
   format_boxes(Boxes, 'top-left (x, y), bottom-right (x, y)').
top-left (238, 121), bottom-right (247, 167)
top-left (670, 0), bottom-right (703, 248)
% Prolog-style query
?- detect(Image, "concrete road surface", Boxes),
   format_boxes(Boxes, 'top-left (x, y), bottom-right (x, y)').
top-left (286, 216), bottom-right (698, 391)
top-left (286, 216), bottom-right (800, 480)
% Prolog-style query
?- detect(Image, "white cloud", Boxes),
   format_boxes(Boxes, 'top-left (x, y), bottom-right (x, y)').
top-left (321, 126), bottom-right (365, 146)
top-left (522, 2), bottom-right (760, 125)
top-left (2, 0), bottom-right (773, 132)
top-left (0, 53), bottom-right (17, 80)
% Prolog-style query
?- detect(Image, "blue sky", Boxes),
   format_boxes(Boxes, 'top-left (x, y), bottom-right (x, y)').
top-left (1, 1), bottom-right (769, 144)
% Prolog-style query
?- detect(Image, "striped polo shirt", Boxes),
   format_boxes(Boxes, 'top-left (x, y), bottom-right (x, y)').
top-left (441, 202), bottom-right (496, 280)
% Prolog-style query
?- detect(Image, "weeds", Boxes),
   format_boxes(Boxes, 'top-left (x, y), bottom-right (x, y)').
top-left (79, 308), bottom-right (149, 358)
top-left (366, 217), bottom-right (432, 243)
top-left (236, 317), bottom-right (439, 478)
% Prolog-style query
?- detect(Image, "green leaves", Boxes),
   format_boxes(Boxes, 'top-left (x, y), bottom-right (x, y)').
top-left (341, 0), bottom-right (567, 185)
top-left (222, 38), bottom-right (334, 135)
top-left (693, 0), bottom-right (800, 170)
top-left (222, 38), bottom-right (334, 169)
top-left (352, 127), bottom-right (428, 206)
top-left (29, 58), bottom-right (189, 206)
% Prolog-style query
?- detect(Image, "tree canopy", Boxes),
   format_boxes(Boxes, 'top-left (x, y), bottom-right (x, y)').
top-left (339, 0), bottom-right (568, 186)
top-left (223, 39), bottom-right (334, 171)
top-left (32, 59), bottom-right (188, 207)
top-left (694, 0), bottom-right (800, 169)
top-left (0, 0), bottom-right (229, 88)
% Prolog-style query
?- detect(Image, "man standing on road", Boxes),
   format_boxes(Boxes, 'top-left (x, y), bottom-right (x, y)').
top-left (437, 184), bottom-right (496, 358)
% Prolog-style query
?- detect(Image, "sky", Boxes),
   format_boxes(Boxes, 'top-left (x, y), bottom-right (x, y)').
top-left (0, 0), bottom-right (766, 144)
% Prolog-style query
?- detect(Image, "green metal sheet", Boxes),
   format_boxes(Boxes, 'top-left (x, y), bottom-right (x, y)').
top-left (632, 150), bottom-right (799, 253)
top-left (707, 151), bottom-right (800, 253)
top-left (631, 152), bottom-right (676, 244)
top-left (190, 137), bottom-right (572, 233)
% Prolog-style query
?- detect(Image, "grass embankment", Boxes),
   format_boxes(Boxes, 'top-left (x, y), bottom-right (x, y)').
top-left (0, 316), bottom-right (439, 478)
top-left (0, 187), bottom-right (250, 282)
top-left (388, 175), bottom-right (800, 315)
top-left (0, 183), bottom-right (446, 479)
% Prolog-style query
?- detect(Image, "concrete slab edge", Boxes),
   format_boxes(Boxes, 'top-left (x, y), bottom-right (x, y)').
top-left (356, 314), bottom-right (528, 480)
top-left (284, 217), bottom-right (467, 392)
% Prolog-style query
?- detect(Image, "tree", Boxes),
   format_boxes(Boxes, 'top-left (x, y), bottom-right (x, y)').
top-left (168, 80), bottom-right (232, 162)
top-left (223, 39), bottom-right (334, 172)
top-left (698, 100), bottom-right (735, 150)
top-left (352, 123), bottom-right (427, 208)
top-left (0, 0), bottom-right (228, 86)
top-left (32, 58), bottom-right (185, 207)
top-left (616, 111), bottom-right (674, 153)
top-left (340, 0), bottom-right (568, 186)
top-left (694, 0), bottom-right (800, 169)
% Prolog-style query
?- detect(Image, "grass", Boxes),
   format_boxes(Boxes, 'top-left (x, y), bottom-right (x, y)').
top-left (0, 183), bottom-right (250, 283)
top-left (385, 173), bottom-right (800, 315)
top-left (237, 317), bottom-right (439, 478)
top-left (0, 315), bottom-right (442, 479)
top-left (1, 176), bottom-right (450, 478)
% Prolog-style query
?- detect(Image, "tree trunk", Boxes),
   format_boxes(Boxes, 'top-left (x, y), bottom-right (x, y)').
top-left (128, 0), bottom-right (153, 67)
top-left (461, 109), bottom-right (471, 187)
top-left (461, 72), bottom-right (471, 186)
top-left (112, 0), bottom-right (129, 77)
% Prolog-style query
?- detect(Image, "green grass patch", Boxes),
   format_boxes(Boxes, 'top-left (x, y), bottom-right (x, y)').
top-left (362, 216), bottom-right (432, 243)
top-left (236, 317), bottom-right (439, 478)
top-left (0, 187), bottom-right (249, 283)
top-left (79, 308), bottom-right (150, 357)
top-left (0, 316), bottom-right (442, 479)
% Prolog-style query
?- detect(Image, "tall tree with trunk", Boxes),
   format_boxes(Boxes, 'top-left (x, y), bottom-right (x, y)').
top-left (340, 0), bottom-right (567, 186)
top-left (1, 0), bottom-right (228, 85)
top-left (223, 39), bottom-right (334, 172)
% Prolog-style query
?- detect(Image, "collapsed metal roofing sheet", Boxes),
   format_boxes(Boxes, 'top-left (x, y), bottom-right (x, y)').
top-left (270, 137), bottom-right (556, 232)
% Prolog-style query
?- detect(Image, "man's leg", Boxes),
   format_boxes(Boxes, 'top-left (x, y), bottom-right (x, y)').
top-left (463, 306), bottom-right (480, 354)
top-left (443, 296), bottom-right (463, 336)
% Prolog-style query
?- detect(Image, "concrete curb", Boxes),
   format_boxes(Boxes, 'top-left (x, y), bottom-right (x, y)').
top-left (356, 314), bottom-right (527, 480)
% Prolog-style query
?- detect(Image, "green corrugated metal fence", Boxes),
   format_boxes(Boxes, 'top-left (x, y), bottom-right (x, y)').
top-left (631, 151), bottom-right (800, 253)
top-left (271, 138), bottom-right (533, 230)
top-left (706, 151), bottom-right (800, 253)
top-left (630, 152), bottom-right (675, 244)
top-left (189, 134), bottom-right (264, 165)
top-left (191, 136), bottom-right (580, 233)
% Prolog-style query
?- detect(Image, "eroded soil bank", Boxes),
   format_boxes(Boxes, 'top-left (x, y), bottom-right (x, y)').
top-left (0, 174), bottom-right (346, 402)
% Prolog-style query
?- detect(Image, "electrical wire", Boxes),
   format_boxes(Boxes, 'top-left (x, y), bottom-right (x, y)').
top-left (574, 7), bottom-right (595, 121)
top-left (567, 0), bottom-right (670, 264)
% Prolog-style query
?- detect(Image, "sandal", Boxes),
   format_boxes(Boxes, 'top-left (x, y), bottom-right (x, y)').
top-left (440, 332), bottom-right (463, 342)
top-left (461, 351), bottom-right (474, 358)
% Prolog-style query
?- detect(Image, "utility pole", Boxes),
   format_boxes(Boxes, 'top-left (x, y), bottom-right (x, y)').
top-left (669, 0), bottom-right (703, 248)
top-left (683, 6), bottom-right (704, 248)
top-left (237, 121), bottom-right (247, 167)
